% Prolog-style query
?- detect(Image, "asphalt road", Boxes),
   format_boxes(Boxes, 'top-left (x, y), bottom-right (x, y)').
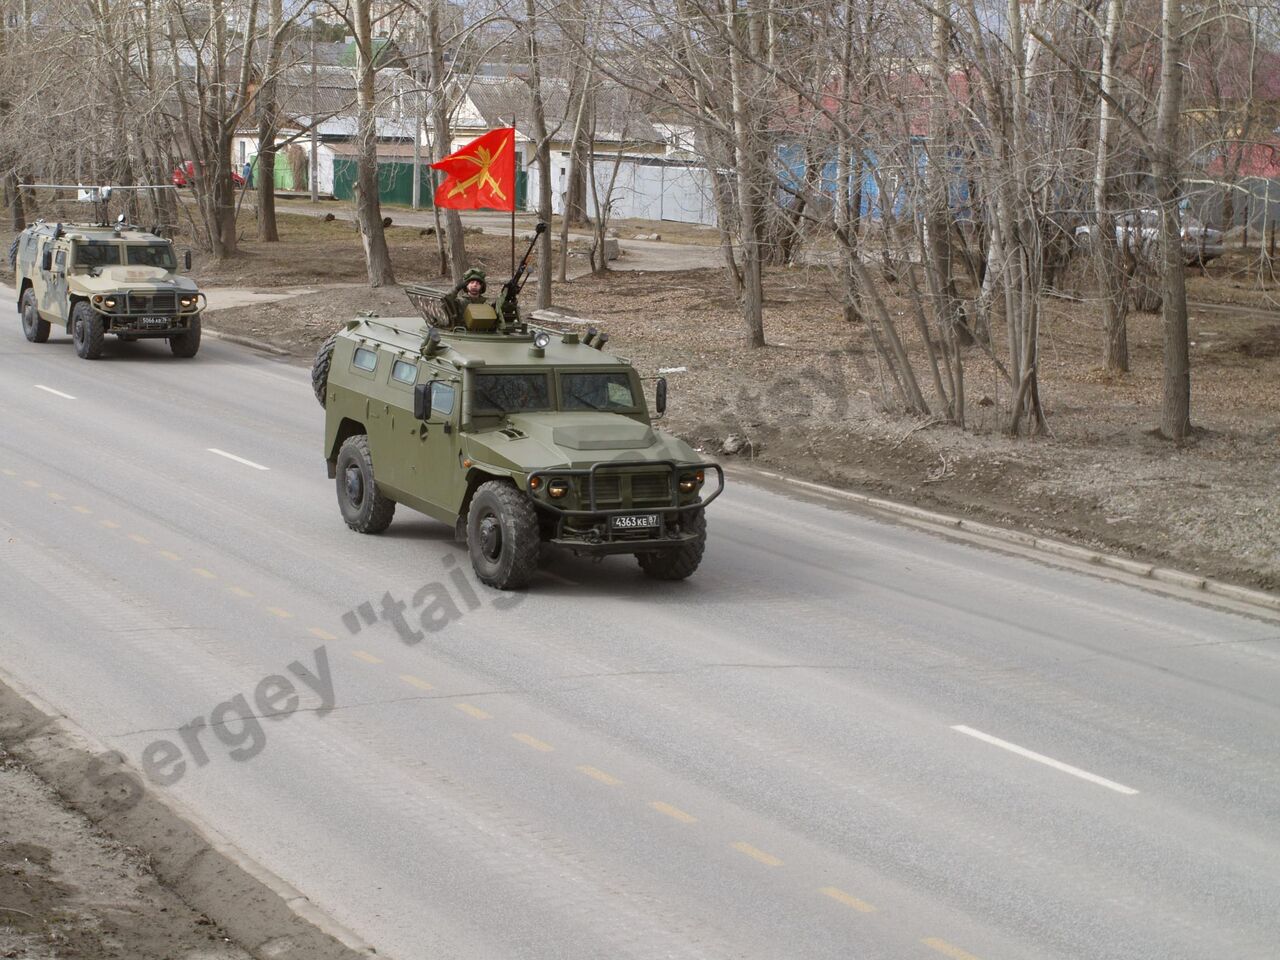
top-left (1, 289), bottom-right (1278, 960)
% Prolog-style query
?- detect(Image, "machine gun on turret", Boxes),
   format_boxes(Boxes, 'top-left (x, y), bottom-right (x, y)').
top-left (494, 221), bottom-right (547, 325)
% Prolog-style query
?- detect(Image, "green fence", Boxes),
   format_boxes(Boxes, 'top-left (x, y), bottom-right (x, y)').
top-left (331, 158), bottom-right (530, 210)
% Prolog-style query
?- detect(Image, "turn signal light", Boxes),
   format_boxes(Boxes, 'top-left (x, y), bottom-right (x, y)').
top-left (529, 476), bottom-right (543, 491)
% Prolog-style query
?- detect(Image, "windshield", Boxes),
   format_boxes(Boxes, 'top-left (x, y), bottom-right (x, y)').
top-left (73, 241), bottom-right (121, 269)
top-left (560, 372), bottom-right (637, 411)
top-left (473, 373), bottom-right (552, 414)
top-left (125, 243), bottom-right (176, 270)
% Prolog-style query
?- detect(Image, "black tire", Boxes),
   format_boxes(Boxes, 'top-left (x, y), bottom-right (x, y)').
top-left (20, 290), bottom-right (49, 344)
top-left (335, 435), bottom-right (395, 534)
top-left (636, 510), bottom-right (706, 581)
top-left (312, 333), bottom-right (337, 407)
top-left (71, 301), bottom-right (104, 359)
top-left (466, 480), bottom-right (540, 590)
top-left (169, 315), bottom-right (202, 358)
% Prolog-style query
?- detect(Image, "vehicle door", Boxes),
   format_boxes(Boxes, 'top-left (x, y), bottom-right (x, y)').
top-left (40, 242), bottom-right (70, 324)
top-left (415, 375), bottom-right (462, 513)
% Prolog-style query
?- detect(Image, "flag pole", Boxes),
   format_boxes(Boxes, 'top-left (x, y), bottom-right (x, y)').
top-left (510, 119), bottom-right (516, 277)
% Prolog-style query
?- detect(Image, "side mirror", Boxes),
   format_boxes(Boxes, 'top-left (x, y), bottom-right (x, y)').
top-left (655, 377), bottom-right (668, 417)
top-left (413, 382), bottom-right (432, 421)
top-left (184, 250), bottom-right (192, 270)
top-left (41, 250), bottom-right (52, 272)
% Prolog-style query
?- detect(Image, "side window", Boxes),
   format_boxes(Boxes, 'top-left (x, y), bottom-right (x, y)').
top-left (352, 347), bottom-right (378, 372)
top-left (430, 382), bottom-right (456, 417)
top-left (391, 359), bottom-right (418, 385)
top-left (54, 250), bottom-right (66, 272)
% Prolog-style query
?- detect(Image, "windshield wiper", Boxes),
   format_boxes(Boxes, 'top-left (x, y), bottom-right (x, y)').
top-left (568, 391), bottom-right (604, 411)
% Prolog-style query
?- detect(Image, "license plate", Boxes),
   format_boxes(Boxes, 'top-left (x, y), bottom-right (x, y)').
top-left (611, 514), bottom-right (660, 530)
top-left (141, 316), bottom-right (171, 328)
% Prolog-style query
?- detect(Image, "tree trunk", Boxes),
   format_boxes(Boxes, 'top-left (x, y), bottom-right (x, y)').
top-left (425, 0), bottom-right (467, 283)
top-left (1094, 0), bottom-right (1128, 371)
top-left (352, 0), bottom-right (395, 286)
top-left (726, 0), bottom-right (765, 347)
top-left (256, 0), bottom-right (285, 242)
top-left (525, 0), bottom-right (552, 310)
top-left (1154, 0), bottom-right (1190, 439)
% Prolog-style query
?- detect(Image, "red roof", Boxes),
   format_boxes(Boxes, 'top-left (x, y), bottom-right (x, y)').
top-left (1205, 141), bottom-right (1280, 179)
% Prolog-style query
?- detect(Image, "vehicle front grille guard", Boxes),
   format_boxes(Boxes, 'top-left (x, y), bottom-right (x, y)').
top-left (91, 291), bottom-right (206, 318)
top-left (525, 460), bottom-right (725, 517)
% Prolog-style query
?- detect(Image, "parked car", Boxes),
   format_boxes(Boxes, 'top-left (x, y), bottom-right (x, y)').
top-left (173, 161), bottom-right (246, 189)
top-left (1075, 209), bottom-right (1225, 266)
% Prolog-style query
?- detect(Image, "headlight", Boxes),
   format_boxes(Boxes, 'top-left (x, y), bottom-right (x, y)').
top-left (548, 479), bottom-right (570, 499)
top-left (180, 296), bottom-right (195, 308)
top-left (678, 470), bottom-right (705, 494)
top-left (103, 298), bottom-right (116, 309)
top-left (532, 331), bottom-right (551, 349)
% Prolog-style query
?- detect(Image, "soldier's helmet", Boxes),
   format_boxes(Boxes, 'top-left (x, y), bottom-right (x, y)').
top-left (458, 268), bottom-right (487, 295)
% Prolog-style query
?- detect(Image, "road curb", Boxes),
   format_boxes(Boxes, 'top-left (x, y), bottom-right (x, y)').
top-left (205, 328), bottom-right (295, 357)
top-left (748, 469), bottom-right (1280, 615)
top-left (0, 668), bottom-right (379, 960)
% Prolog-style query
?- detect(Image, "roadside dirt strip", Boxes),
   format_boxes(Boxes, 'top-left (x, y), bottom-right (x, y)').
top-left (0, 669), bottom-right (376, 960)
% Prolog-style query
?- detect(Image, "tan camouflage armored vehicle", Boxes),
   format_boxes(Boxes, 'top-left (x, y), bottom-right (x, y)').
top-left (311, 226), bottom-right (723, 589)
top-left (12, 217), bottom-right (203, 359)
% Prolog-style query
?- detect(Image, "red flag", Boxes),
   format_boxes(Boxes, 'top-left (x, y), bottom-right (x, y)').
top-left (431, 127), bottom-right (516, 211)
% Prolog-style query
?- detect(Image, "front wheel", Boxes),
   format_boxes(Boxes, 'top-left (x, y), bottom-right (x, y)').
top-left (636, 510), bottom-right (706, 580)
top-left (335, 434), bottom-right (395, 533)
top-left (71, 302), bottom-right (104, 359)
top-left (20, 290), bottom-right (49, 343)
top-left (169, 315), bottom-right (202, 358)
top-left (466, 481), bottom-right (540, 590)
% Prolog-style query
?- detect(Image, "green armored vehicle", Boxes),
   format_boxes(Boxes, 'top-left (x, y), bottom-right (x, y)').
top-left (313, 229), bottom-right (722, 589)
top-left (13, 216), bottom-right (203, 359)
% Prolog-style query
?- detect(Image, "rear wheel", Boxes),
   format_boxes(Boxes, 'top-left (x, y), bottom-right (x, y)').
top-left (335, 435), bottom-right (395, 534)
top-left (636, 510), bottom-right (706, 581)
top-left (71, 302), bottom-right (104, 359)
top-left (20, 290), bottom-right (49, 344)
top-left (466, 481), bottom-right (540, 590)
top-left (169, 315), bottom-right (201, 358)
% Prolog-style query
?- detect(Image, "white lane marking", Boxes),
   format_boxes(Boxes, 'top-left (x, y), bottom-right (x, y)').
top-left (207, 448), bottom-right (270, 471)
top-left (951, 725), bottom-right (1139, 795)
top-left (35, 385), bottom-right (76, 400)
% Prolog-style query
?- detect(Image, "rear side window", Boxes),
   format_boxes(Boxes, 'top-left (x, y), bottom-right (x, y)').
top-left (391, 359), bottom-right (418, 384)
top-left (352, 347), bottom-right (378, 372)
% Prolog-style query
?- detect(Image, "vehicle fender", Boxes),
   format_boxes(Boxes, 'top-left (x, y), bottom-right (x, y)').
top-left (326, 416), bottom-right (367, 477)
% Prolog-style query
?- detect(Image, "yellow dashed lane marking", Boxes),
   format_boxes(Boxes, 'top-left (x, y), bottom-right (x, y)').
top-left (128, 533), bottom-right (150, 545)
top-left (227, 586), bottom-right (253, 598)
top-left (309, 627), bottom-right (338, 641)
top-left (1, 469), bottom-right (15, 477)
top-left (191, 567), bottom-right (217, 579)
top-left (159, 550), bottom-right (181, 561)
top-left (732, 842), bottom-right (783, 867)
top-left (23, 480), bottom-right (40, 488)
top-left (512, 733), bottom-right (554, 752)
top-left (577, 765), bottom-right (621, 786)
top-left (100, 520), bottom-right (120, 529)
top-left (265, 607), bottom-right (294, 620)
top-left (351, 650), bottom-right (383, 664)
top-left (399, 674), bottom-right (434, 691)
top-left (47, 491), bottom-right (66, 501)
top-left (820, 887), bottom-right (877, 913)
top-left (650, 801), bottom-right (697, 824)
top-left (456, 703), bottom-right (491, 720)
top-left (72, 505), bottom-right (91, 514)
top-left (922, 939), bottom-right (983, 960)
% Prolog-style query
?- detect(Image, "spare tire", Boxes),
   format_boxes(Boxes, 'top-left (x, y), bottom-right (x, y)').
top-left (311, 333), bottom-right (337, 407)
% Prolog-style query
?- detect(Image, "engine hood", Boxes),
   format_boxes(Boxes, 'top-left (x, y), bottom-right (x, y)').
top-left (75, 267), bottom-right (197, 293)
top-left (466, 411), bottom-right (702, 472)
